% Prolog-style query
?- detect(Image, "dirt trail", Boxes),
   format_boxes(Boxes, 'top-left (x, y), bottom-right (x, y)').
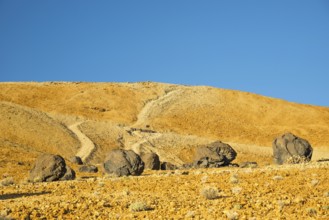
top-left (125, 88), bottom-right (185, 165)
top-left (133, 89), bottom-right (182, 127)
top-left (128, 131), bottom-right (184, 165)
top-left (68, 122), bottom-right (95, 163)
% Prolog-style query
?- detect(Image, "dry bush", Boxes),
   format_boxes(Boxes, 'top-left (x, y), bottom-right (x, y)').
top-left (231, 187), bottom-right (242, 195)
top-left (230, 173), bottom-right (239, 184)
top-left (200, 186), bottom-right (219, 200)
top-left (129, 201), bottom-right (152, 212)
top-left (0, 177), bottom-right (14, 186)
top-left (286, 156), bottom-right (310, 164)
top-left (223, 210), bottom-right (239, 220)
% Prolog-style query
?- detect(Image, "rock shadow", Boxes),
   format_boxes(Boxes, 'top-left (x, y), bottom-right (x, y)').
top-left (0, 191), bottom-right (51, 200)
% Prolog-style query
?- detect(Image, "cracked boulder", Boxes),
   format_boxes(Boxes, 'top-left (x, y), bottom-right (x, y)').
top-left (141, 152), bottom-right (160, 170)
top-left (103, 149), bottom-right (144, 177)
top-left (190, 141), bottom-right (237, 168)
top-left (273, 132), bottom-right (313, 164)
top-left (29, 154), bottom-right (75, 182)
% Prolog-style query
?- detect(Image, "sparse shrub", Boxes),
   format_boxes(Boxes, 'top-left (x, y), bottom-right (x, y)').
top-left (286, 155), bottom-right (309, 164)
top-left (185, 210), bottom-right (195, 218)
top-left (310, 179), bottom-right (319, 186)
top-left (122, 189), bottom-right (130, 196)
top-left (231, 186), bottom-right (242, 195)
top-left (277, 200), bottom-right (285, 212)
top-left (306, 207), bottom-right (317, 216)
top-left (0, 177), bottom-right (14, 186)
top-left (272, 175), bottom-right (283, 181)
top-left (322, 206), bottom-right (329, 210)
top-left (230, 173), bottom-right (239, 184)
top-left (98, 181), bottom-right (105, 187)
top-left (200, 186), bottom-right (219, 200)
top-left (223, 210), bottom-right (239, 220)
top-left (129, 201), bottom-right (152, 212)
top-left (233, 203), bottom-right (243, 210)
top-left (201, 175), bottom-right (208, 184)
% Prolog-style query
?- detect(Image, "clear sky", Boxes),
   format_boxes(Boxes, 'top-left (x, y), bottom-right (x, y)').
top-left (1, 1), bottom-right (329, 106)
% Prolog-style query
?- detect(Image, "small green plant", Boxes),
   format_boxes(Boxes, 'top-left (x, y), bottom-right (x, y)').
top-left (200, 186), bottom-right (219, 200)
top-left (129, 201), bottom-right (152, 212)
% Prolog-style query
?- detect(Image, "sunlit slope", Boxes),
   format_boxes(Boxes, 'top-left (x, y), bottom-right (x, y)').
top-left (0, 82), bottom-right (328, 149)
top-left (145, 87), bottom-right (329, 148)
top-left (0, 82), bottom-right (172, 124)
top-left (0, 101), bottom-right (80, 157)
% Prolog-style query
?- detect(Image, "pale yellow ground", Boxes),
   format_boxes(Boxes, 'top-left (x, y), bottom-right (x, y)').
top-left (1, 162), bottom-right (329, 219)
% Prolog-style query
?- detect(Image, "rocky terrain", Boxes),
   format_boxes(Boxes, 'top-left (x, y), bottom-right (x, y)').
top-left (0, 82), bottom-right (329, 219)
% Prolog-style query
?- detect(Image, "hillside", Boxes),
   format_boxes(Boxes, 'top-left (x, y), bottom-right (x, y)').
top-left (1, 82), bottom-right (329, 219)
top-left (0, 81), bottom-right (329, 178)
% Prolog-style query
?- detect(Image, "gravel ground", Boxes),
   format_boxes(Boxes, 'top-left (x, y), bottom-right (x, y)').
top-left (1, 162), bottom-right (328, 219)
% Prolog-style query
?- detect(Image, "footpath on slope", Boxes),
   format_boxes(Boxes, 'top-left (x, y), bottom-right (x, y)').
top-left (123, 88), bottom-right (186, 165)
top-left (68, 122), bottom-right (95, 163)
top-left (132, 89), bottom-right (182, 127)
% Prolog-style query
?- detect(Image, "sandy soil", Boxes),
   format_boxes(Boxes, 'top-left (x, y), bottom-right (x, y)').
top-left (1, 162), bottom-right (328, 219)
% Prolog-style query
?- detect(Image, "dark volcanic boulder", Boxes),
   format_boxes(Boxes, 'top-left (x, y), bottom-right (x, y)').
top-left (29, 154), bottom-right (75, 182)
top-left (160, 162), bottom-right (178, 170)
top-left (70, 156), bottom-right (83, 165)
top-left (273, 133), bottom-right (313, 164)
top-left (103, 149), bottom-right (144, 177)
top-left (193, 141), bottom-right (237, 168)
top-left (141, 152), bottom-right (160, 170)
top-left (61, 166), bottom-right (76, 180)
top-left (79, 165), bottom-right (98, 173)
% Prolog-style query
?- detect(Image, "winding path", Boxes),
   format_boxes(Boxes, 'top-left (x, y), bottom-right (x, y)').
top-left (68, 122), bottom-right (95, 163)
top-left (133, 89), bottom-right (182, 127)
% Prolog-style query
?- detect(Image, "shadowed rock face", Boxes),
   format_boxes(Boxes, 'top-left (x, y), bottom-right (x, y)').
top-left (70, 156), bottom-right (83, 165)
top-left (192, 141), bottom-right (237, 168)
top-left (141, 152), bottom-right (160, 170)
top-left (103, 149), bottom-right (144, 177)
top-left (29, 154), bottom-right (75, 182)
top-left (79, 165), bottom-right (98, 173)
top-left (160, 162), bottom-right (178, 170)
top-left (273, 132), bottom-right (313, 165)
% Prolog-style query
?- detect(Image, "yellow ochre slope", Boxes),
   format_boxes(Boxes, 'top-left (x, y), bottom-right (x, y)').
top-left (0, 81), bottom-right (328, 171)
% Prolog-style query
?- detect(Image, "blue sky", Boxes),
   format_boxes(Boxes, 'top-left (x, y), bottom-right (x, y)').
top-left (1, 1), bottom-right (329, 106)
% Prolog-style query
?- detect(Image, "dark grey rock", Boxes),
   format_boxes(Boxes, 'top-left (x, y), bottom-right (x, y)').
top-left (70, 156), bottom-right (83, 165)
top-left (191, 141), bottom-right (237, 168)
top-left (141, 152), bottom-right (160, 170)
top-left (29, 154), bottom-right (75, 182)
top-left (160, 162), bottom-right (178, 170)
top-left (79, 165), bottom-right (98, 173)
top-left (60, 166), bottom-right (76, 180)
top-left (103, 149), bottom-right (144, 177)
top-left (273, 133), bottom-right (313, 164)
